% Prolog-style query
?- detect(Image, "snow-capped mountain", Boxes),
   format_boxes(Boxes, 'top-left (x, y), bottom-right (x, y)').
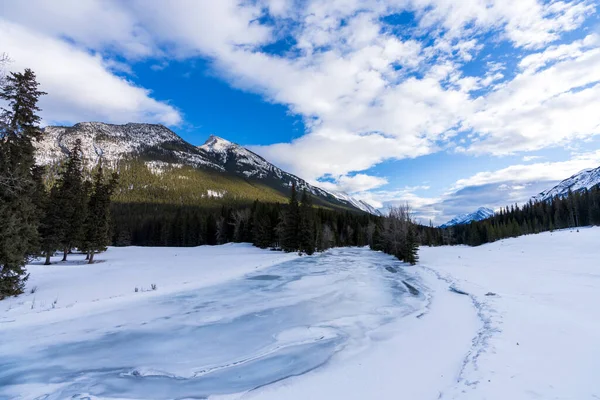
top-left (533, 166), bottom-right (600, 202)
top-left (440, 207), bottom-right (495, 228)
top-left (36, 123), bottom-right (379, 215)
top-left (199, 135), bottom-right (381, 215)
top-left (323, 190), bottom-right (383, 216)
top-left (37, 122), bottom-right (223, 171)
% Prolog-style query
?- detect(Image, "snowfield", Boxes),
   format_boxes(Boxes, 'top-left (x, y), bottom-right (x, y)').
top-left (1, 228), bottom-right (599, 399)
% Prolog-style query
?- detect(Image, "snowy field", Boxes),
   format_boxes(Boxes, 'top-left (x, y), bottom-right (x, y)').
top-left (1, 228), bottom-right (599, 399)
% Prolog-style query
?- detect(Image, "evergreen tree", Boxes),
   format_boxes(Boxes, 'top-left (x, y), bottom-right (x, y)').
top-left (370, 221), bottom-right (384, 251)
top-left (280, 184), bottom-right (300, 252)
top-left (403, 223), bottom-right (419, 265)
top-left (252, 201), bottom-right (273, 248)
top-left (39, 185), bottom-right (62, 265)
top-left (299, 190), bottom-right (315, 255)
top-left (82, 163), bottom-right (118, 263)
top-left (55, 139), bottom-right (87, 261)
top-left (0, 68), bottom-right (46, 299)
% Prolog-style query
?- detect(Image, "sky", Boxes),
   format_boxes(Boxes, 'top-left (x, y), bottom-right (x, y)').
top-left (1, 0), bottom-right (600, 224)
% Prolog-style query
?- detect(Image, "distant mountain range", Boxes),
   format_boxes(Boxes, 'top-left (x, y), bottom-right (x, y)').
top-left (441, 166), bottom-right (600, 228)
top-left (440, 207), bottom-right (495, 228)
top-left (35, 122), bottom-right (380, 215)
top-left (533, 166), bottom-right (600, 202)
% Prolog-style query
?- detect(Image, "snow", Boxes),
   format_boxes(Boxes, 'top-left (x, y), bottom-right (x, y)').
top-left (533, 165), bottom-right (600, 201)
top-left (2, 228), bottom-right (600, 399)
top-left (199, 136), bottom-right (381, 215)
top-left (37, 122), bottom-right (224, 171)
top-left (324, 190), bottom-right (383, 215)
top-left (418, 227), bottom-right (600, 399)
top-left (440, 207), bottom-right (495, 228)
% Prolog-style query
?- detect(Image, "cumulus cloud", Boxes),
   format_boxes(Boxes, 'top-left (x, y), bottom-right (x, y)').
top-left (1, 0), bottom-right (599, 220)
top-left (0, 19), bottom-right (180, 125)
top-left (318, 174), bottom-right (389, 194)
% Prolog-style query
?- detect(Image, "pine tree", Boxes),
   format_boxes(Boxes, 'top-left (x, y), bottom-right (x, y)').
top-left (280, 184), bottom-right (300, 252)
top-left (82, 163), bottom-right (118, 263)
top-left (252, 201), bottom-right (273, 248)
top-left (39, 185), bottom-right (62, 265)
top-left (0, 68), bottom-right (46, 299)
top-left (403, 223), bottom-right (419, 265)
top-left (55, 139), bottom-right (87, 261)
top-left (299, 190), bottom-right (315, 255)
top-left (370, 221), bottom-right (384, 251)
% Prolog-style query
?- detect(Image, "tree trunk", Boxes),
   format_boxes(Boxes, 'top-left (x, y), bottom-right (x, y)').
top-left (44, 252), bottom-right (52, 265)
top-left (62, 248), bottom-right (68, 262)
top-left (88, 250), bottom-right (94, 264)
top-left (85, 252), bottom-right (90, 260)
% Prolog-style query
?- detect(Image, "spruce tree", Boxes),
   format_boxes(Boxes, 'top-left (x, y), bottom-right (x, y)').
top-left (299, 190), bottom-right (315, 255)
top-left (252, 202), bottom-right (273, 248)
top-left (55, 139), bottom-right (87, 261)
top-left (0, 68), bottom-right (46, 298)
top-left (404, 223), bottom-right (419, 265)
top-left (280, 184), bottom-right (300, 252)
top-left (82, 163), bottom-right (118, 264)
top-left (39, 185), bottom-right (62, 265)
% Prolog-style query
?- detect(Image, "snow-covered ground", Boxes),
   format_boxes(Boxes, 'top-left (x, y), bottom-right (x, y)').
top-left (1, 228), bottom-right (599, 399)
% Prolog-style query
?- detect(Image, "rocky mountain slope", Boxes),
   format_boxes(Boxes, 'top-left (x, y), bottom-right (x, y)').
top-left (533, 166), bottom-right (600, 202)
top-left (199, 135), bottom-right (381, 215)
top-left (36, 123), bottom-right (378, 214)
top-left (440, 207), bottom-right (495, 228)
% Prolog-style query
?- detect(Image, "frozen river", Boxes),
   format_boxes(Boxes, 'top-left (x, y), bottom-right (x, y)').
top-left (0, 247), bottom-right (426, 399)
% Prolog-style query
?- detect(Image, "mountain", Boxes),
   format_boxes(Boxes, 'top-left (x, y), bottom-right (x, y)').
top-left (37, 122), bottom-right (223, 170)
top-left (533, 166), bottom-right (600, 202)
top-left (35, 122), bottom-right (379, 214)
top-left (198, 135), bottom-right (382, 215)
top-left (440, 207), bottom-right (495, 228)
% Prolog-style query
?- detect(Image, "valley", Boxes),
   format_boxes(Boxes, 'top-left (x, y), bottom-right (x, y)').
top-left (1, 228), bottom-right (599, 399)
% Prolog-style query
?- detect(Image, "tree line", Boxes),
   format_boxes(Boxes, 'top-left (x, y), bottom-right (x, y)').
top-left (433, 186), bottom-right (600, 247)
top-left (111, 184), bottom-right (420, 259)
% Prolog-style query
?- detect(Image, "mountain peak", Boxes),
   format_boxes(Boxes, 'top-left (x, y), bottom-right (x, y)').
top-left (533, 166), bottom-right (600, 202)
top-left (202, 135), bottom-right (236, 152)
top-left (441, 207), bottom-right (494, 228)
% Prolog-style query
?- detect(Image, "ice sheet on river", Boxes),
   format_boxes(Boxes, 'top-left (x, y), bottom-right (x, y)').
top-left (0, 247), bottom-right (425, 399)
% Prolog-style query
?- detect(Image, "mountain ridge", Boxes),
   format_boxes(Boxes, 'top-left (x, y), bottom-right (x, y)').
top-left (440, 207), bottom-right (495, 228)
top-left (35, 122), bottom-right (380, 215)
top-left (533, 166), bottom-right (600, 202)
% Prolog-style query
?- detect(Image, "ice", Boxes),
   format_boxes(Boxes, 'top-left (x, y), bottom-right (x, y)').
top-left (2, 228), bottom-right (599, 399)
top-left (0, 247), bottom-right (424, 399)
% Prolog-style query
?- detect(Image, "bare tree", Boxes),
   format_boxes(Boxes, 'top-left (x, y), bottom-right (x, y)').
top-left (231, 208), bottom-right (251, 242)
top-left (366, 221), bottom-right (376, 247)
top-left (0, 53), bottom-right (10, 88)
top-left (381, 204), bottom-right (417, 262)
top-left (320, 224), bottom-right (335, 250)
top-left (215, 216), bottom-right (228, 245)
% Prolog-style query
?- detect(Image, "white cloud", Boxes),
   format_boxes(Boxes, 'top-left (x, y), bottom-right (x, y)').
top-left (318, 174), bottom-right (389, 194)
top-left (1, 0), bottom-right (599, 215)
top-left (0, 0), bottom-right (155, 58)
top-left (522, 155), bottom-right (544, 162)
top-left (452, 150), bottom-right (600, 190)
top-left (0, 19), bottom-right (180, 126)
top-left (466, 35), bottom-right (600, 155)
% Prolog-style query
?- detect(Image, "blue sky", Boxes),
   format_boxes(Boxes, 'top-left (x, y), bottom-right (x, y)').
top-left (2, 0), bottom-right (600, 224)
